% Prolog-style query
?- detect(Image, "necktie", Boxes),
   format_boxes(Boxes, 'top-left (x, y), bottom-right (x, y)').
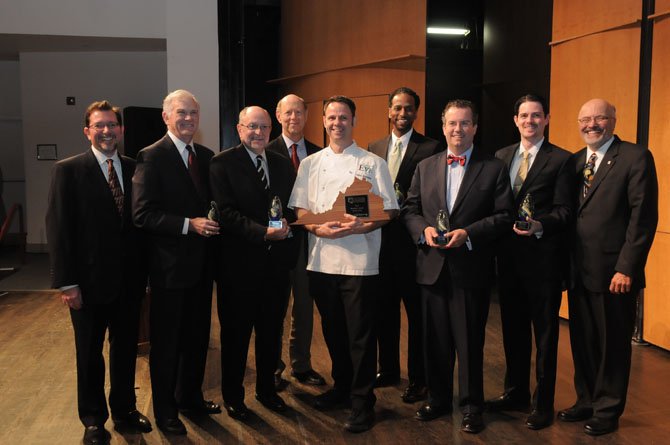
top-left (447, 154), bottom-right (466, 166)
top-left (185, 145), bottom-right (204, 197)
top-left (290, 143), bottom-right (300, 172)
top-left (513, 151), bottom-right (530, 197)
top-left (583, 152), bottom-right (597, 197)
top-left (106, 159), bottom-right (124, 216)
top-left (388, 139), bottom-right (403, 182)
top-left (256, 155), bottom-right (269, 190)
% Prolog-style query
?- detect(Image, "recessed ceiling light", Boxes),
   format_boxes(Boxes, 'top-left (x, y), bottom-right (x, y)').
top-left (427, 27), bottom-right (470, 36)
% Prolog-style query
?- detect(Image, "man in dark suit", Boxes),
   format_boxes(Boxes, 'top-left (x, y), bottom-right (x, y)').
top-left (402, 99), bottom-right (514, 434)
top-left (266, 94), bottom-right (325, 390)
top-left (558, 98), bottom-right (658, 436)
top-left (132, 90), bottom-right (221, 436)
top-left (210, 105), bottom-right (299, 420)
top-left (368, 87), bottom-right (443, 402)
top-left (46, 100), bottom-right (151, 445)
top-left (486, 94), bottom-right (574, 430)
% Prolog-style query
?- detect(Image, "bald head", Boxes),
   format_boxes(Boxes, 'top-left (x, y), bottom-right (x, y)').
top-left (578, 98), bottom-right (617, 150)
top-left (237, 106), bottom-right (272, 154)
top-left (276, 94), bottom-right (308, 141)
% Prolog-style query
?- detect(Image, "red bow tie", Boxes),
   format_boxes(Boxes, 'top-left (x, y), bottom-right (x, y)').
top-left (447, 154), bottom-right (466, 166)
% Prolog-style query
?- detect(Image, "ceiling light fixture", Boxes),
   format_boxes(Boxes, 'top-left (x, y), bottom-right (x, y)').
top-left (427, 27), bottom-right (470, 36)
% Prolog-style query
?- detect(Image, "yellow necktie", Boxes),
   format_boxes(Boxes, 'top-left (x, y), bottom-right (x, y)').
top-left (388, 139), bottom-right (403, 182)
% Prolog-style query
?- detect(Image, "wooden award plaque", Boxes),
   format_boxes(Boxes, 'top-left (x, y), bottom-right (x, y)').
top-left (292, 177), bottom-right (392, 225)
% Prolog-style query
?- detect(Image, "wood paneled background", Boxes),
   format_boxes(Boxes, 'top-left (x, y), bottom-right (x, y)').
top-left (551, 0), bottom-right (669, 349)
top-left (275, 0), bottom-right (427, 148)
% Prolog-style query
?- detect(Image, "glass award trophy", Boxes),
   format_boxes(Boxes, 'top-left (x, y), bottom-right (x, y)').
top-left (268, 195), bottom-right (283, 228)
top-left (515, 193), bottom-right (534, 230)
top-left (435, 209), bottom-right (450, 245)
top-left (207, 201), bottom-right (220, 222)
top-left (394, 182), bottom-right (405, 206)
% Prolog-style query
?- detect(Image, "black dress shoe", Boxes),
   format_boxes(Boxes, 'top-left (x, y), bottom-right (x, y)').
top-left (485, 392), bottom-right (529, 412)
top-left (401, 382), bottom-right (427, 404)
top-left (83, 425), bottom-right (110, 445)
top-left (461, 413), bottom-right (485, 434)
top-left (274, 373), bottom-right (289, 392)
top-left (374, 372), bottom-right (400, 388)
top-left (180, 400), bottom-right (222, 415)
top-left (255, 393), bottom-right (287, 412)
top-left (291, 369), bottom-right (326, 386)
top-left (315, 388), bottom-right (350, 410)
top-left (557, 405), bottom-right (593, 422)
top-left (113, 410), bottom-right (153, 433)
top-left (224, 401), bottom-right (250, 420)
top-left (526, 409), bottom-right (554, 430)
top-left (584, 417), bottom-right (618, 436)
top-left (415, 403), bottom-right (452, 421)
top-left (156, 417), bottom-right (187, 435)
top-left (344, 407), bottom-right (375, 433)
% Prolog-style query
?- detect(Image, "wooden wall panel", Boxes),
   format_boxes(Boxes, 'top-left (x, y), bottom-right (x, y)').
top-left (552, 0), bottom-right (640, 42)
top-left (281, 0), bottom-right (426, 78)
top-left (549, 28), bottom-right (640, 153)
top-left (649, 15), bottom-right (670, 233)
top-left (644, 233), bottom-right (670, 349)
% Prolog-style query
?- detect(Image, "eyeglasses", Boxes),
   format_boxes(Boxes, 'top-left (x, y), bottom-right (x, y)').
top-left (88, 122), bottom-right (120, 131)
top-left (577, 115), bottom-right (609, 125)
top-left (240, 123), bottom-right (271, 132)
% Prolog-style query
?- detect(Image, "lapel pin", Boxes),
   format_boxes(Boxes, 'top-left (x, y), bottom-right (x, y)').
top-left (607, 161), bottom-right (612, 165)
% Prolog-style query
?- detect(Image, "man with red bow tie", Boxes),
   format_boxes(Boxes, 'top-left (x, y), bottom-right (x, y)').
top-left (402, 99), bottom-right (514, 434)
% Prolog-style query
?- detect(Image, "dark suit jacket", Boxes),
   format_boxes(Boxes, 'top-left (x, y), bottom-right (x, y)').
top-left (132, 134), bottom-right (214, 289)
top-left (209, 144), bottom-right (299, 279)
top-left (369, 130), bottom-right (444, 263)
top-left (572, 136), bottom-right (658, 292)
top-left (46, 149), bottom-right (146, 304)
top-left (265, 135), bottom-right (321, 159)
top-left (495, 140), bottom-right (574, 283)
top-left (402, 148), bottom-right (514, 288)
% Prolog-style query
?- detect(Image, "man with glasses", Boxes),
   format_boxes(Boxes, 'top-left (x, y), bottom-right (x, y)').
top-left (402, 99), bottom-right (513, 434)
top-left (132, 90), bottom-right (220, 436)
top-left (559, 98), bottom-right (658, 436)
top-left (210, 106), bottom-right (299, 420)
top-left (266, 94), bottom-right (325, 390)
top-left (47, 100), bottom-right (151, 444)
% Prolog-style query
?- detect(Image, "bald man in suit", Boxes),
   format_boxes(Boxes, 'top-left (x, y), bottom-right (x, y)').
top-left (559, 98), bottom-right (657, 436)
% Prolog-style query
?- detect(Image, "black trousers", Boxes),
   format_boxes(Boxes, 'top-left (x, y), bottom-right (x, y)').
top-left (70, 296), bottom-right (141, 427)
top-left (309, 272), bottom-right (378, 409)
top-left (497, 277), bottom-right (562, 411)
top-left (567, 282), bottom-right (637, 420)
top-left (219, 268), bottom-right (290, 404)
top-left (375, 258), bottom-right (424, 384)
top-left (421, 266), bottom-right (490, 414)
top-left (149, 279), bottom-right (213, 420)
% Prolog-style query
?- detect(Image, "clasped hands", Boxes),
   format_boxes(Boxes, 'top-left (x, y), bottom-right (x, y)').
top-left (310, 214), bottom-right (374, 239)
top-left (423, 226), bottom-right (468, 249)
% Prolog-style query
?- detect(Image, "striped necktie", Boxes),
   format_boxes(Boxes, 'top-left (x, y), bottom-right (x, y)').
top-left (106, 159), bottom-right (123, 215)
top-left (256, 155), bottom-right (269, 190)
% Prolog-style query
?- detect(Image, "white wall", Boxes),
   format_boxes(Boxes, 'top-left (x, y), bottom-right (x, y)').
top-left (0, 0), bottom-right (165, 38)
top-left (20, 51), bottom-right (167, 249)
top-left (166, 0), bottom-right (219, 151)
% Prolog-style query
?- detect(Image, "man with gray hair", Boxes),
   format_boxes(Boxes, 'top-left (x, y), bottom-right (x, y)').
top-left (133, 89), bottom-right (221, 436)
top-left (559, 98), bottom-right (658, 436)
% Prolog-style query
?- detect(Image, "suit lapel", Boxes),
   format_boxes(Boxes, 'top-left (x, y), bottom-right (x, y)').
top-left (518, 142), bottom-right (550, 199)
top-left (433, 151), bottom-right (448, 213)
top-left (84, 150), bottom-right (122, 221)
top-left (500, 144), bottom-right (517, 170)
top-left (579, 139), bottom-right (619, 210)
top-left (397, 133), bottom-right (420, 182)
top-left (234, 144), bottom-right (268, 196)
top-left (451, 148), bottom-right (484, 216)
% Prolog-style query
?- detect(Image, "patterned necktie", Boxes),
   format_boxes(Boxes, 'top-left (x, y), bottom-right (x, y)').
top-left (583, 152), bottom-right (597, 197)
top-left (388, 139), bottom-right (403, 182)
top-left (185, 145), bottom-right (204, 197)
top-left (290, 143), bottom-right (300, 172)
top-left (106, 159), bottom-right (123, 216)
top-left (447, 154), bottom-right (466, 166)
top-left (513, 151), bottom-right (530, 197)
top-left (256, 155), bottom-right (269, 190)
